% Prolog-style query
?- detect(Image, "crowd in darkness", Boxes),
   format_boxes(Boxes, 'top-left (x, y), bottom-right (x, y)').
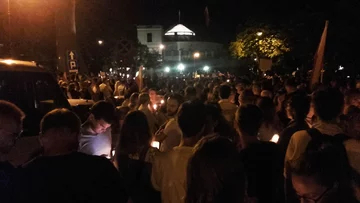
top-left (0, 73), bottom-right (360, 203)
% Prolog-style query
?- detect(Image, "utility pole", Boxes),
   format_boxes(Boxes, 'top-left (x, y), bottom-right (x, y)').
top-left (55, 0), bottom-right (87, 73)
top-left (7, 0), bottom-right (12, 57)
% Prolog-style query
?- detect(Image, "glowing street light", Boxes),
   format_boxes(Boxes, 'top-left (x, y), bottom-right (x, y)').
top-left (177, 63), bottom-right (185, 71)
top-left (256, 32), bottom-right (263, 37)
top-left (98, 40), bottom-right (103, 45)
top-left (159, 44), bottom-right (165, 50)
top-left (203, 66), bottom-right (210, 72)
top-left (193, 52), bottom-right (200, 58)
top-left (164, 67), bottom-right (170, 73)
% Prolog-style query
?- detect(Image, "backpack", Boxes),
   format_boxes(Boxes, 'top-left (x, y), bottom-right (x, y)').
top-left (306, 128), bottom-right (350, 144)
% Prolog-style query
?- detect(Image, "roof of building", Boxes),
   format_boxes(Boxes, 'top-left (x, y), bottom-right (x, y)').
top-left (165, 24), bottom-right (195, 36)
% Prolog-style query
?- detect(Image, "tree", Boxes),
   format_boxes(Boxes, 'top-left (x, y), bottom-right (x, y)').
top-left (230, 27), bottom-right (290, 60)
top-left (134, 42), bottom-right (161, 69)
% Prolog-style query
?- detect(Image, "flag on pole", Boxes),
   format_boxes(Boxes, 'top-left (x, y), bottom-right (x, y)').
top-left (205, 7), bottom-right (210, 27)
top-left (135, 65), bottom-right (143, 91)
top-left (311, 21), bottom-right (329, 86)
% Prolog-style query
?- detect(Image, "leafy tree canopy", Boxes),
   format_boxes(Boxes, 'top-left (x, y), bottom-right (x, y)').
top-left (230, 27), bottom-right (290, 59)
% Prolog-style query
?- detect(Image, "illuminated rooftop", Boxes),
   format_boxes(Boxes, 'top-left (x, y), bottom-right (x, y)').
top-left (165, 24), bottom-right (195, 36)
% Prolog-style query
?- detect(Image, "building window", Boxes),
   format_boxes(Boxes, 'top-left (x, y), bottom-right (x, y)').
top-left (147, 33), bottom-right (152, 42)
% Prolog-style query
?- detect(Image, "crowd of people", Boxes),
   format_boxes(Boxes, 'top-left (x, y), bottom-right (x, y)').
top-left (1, 73), bottom-right (360, 203)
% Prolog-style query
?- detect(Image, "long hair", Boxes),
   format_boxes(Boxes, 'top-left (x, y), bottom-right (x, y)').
top-left (186, 136), bottom-right (246, 203)
top-left (116, 111), bottom-right (152, 156)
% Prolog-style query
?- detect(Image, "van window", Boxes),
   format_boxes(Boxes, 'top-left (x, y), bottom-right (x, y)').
top-left (0, 71), bottom-right (70, 136)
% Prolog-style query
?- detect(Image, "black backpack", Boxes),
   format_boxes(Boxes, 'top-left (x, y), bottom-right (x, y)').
top-left (306, 128), bottom-right (350, 144)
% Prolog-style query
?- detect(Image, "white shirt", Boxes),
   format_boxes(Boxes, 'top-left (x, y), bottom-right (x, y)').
top-left (160, 118), bottom-right (182, 152)
top-left (79, 129), bottom-right (112, 158)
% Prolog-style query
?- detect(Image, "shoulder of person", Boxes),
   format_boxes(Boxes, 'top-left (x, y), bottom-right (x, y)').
top-left (291, 130), bottom-right (311, 141)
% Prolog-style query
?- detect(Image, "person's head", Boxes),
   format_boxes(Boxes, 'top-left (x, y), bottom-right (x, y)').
top-left (40, 109), bottom-right (81, 155)
top-left (87, 101), bottom-right (115, 134)
top-left (286, 91), bottom-right (311, 122)
top-left (235, 104), bottom-right (263, 139)
top-left (312, 88), bottom-right (344, 122)
top-left (186, 135), bottom-right (245, 203)
top-left (115, 106), bottom-right (130, 127)
top-left (260, 90), bottom-right (273, 99)
top-left (91, 77), bottom-right (98, 85)
top-left (239, 89), bottom-right (256, 106)
top-left (138, 93), bottom-right (150, 106)
top-left (345, 106), bottom-right (360, 139)
top-left (149, 88), bottom-right (157, 103)
top-left (344, 89), bottom-right (360, 111)
top-left (291, 135), bottom-right (354, 203)
top-left (177, 100), bottom-right (206, 141)
top-left (0, 101), bottom-right (25, 154)
top-left (167, 94), bottom-right (184, 117)
top-left (256, 96), bottom-right (276, 124)
top-left (285, 78), bottom-right (297, 94)
top-left (219, 84), bottom-right (232, 100)
top-left (185, 86), bottom-right (197, 101)
top-left (129, 93), bottom-right (139, 104)
top-left (235, 83), bottom-right (245, 94)
top-left (117, 111), bottom-right (151, 155)
top-left (252, 84), bottom-right (261, 96)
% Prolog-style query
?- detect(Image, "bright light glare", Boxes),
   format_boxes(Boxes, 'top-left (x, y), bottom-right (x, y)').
top-left (270, 134), bottom-right (280, 143)
top-left (339, 65), bottom-right (344, 70)
top-left (98, 40), bottom-right (103, 45)
top-left (165, 67), bottom-right (170, 73)
top-left (203, 66), bottom-right (210, 71)
top-left (126, 74), bottom-right (130, 78)
top-left (177, 64), bottom-right (185, 71)
top-left (227, 79), bottom-right (230, 83)
top-left (347, 76), bottom-right (350, 78)
top-left (256, 32), bottom-right (263, 36)
top-left (160, 99), bottom-right (165, 104)
top-left (2, 59), bottom-right (14, 65)
top-left (159, 44), bottom-right (165, 50)
top-left (151, 141), bottom-right (160, 149)
top-left (153, 104), bottom-right (158, 110)
top-left (193, 52), bottom-right (200, 58)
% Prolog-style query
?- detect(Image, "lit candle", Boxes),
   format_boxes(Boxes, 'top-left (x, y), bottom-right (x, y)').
top-left (270, 134), bottom-right (280, 143)
top-left (151, 141), bottom-right (160, 149)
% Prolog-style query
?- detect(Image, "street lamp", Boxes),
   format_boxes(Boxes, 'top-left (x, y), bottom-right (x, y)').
top-left (193, 52), bottom-right (200, 58)
top-left (177, 63), bottom-right (185, 71)
top-left (164, 67), bottom-right (170, 73)
top-left (193, 52), bottom-right (200, 70)
top-left (98, 40), bottom-right (103, 45)
top-left (203, 66), bottom-right (210, 72)
top-left (256, 32), bottom-right (263, 37)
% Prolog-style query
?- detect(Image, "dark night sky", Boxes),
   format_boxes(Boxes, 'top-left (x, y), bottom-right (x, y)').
top-left (2, 0), bottom-right (360, 70)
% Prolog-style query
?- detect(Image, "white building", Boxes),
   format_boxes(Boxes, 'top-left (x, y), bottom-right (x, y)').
top-left (137, 24), bottom-right (226, 70)
top-left (137, 25), bottom-right (164, 53)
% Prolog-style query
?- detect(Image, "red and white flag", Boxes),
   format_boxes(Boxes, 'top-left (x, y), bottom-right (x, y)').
top-left (311, 21), bottom-right (329, 86)
top-left (205, 7), bottom-right (210, 27)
